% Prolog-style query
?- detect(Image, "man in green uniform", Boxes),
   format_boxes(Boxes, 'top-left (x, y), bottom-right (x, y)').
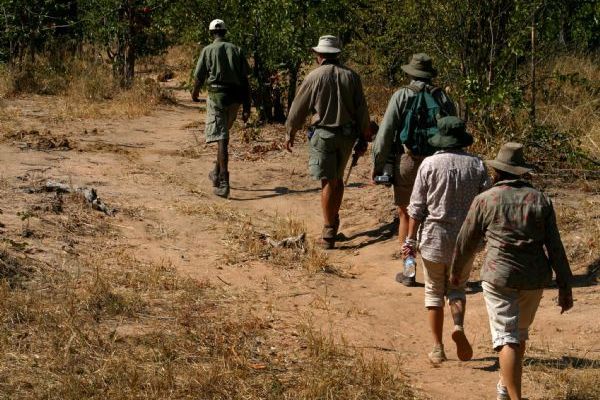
top-left (192, 19), bottom-right (250, 198)
top-left (285, 35), bottom-right (371, 249)
top-left (371, 53), bottom-right (456, 286)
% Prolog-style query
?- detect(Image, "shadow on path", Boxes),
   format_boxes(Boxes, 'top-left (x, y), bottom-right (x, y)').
top-left (229, 186), bottom-right (321, 201)
top-left (336, 219), bottom-right (398, 249)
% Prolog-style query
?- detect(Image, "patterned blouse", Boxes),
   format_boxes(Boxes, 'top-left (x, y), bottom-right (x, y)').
top-left (407, 149), bottom-right (490, 265)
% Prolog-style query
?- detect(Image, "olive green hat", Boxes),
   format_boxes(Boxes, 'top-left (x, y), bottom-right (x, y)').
top-left (428, 116), bottom-right (473, 149)
top-left (401, 53), bottom-right (438, 79)
top-left (486, 142), bottom-right (533, 176)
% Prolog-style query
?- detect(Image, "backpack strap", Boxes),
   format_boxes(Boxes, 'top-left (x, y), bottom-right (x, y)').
top-left (404, 84), bottom-right (423, 93)
top-left (426, 85), bottom-right (441, 95)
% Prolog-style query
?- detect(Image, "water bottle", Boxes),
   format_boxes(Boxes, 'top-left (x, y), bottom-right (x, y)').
top-left (403, 256), bottom-right (416, 278)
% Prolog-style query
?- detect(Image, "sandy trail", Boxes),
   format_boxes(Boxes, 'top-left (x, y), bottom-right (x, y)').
top-left (2, 87), bottom-right (598, 399)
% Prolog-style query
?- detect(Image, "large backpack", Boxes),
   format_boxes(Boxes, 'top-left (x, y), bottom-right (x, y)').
top-left (399, 85), bottom-right (445, 157)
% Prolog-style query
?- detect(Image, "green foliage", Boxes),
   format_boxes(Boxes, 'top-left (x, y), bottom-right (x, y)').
top-left (0, 0), bottom-right (598, 161)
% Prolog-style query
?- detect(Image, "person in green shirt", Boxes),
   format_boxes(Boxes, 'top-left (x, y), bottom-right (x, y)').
top-left (371, 53), bottom-right (456, 286)
top-left (191, 19), bottom-right (251, 198)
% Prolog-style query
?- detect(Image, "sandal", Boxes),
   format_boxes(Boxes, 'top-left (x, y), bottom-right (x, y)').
top-left (452, 327), bottom-right (473, 361)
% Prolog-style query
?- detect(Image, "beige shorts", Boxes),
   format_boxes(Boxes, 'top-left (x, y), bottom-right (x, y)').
top-left (205, 95), bottom-right (240, 143)
top-left (482, 281), bottom-right (543, 350)
top-left (422, 257), bottom-right (472, 308)
top-left (393, 153), bottom-right (425, 207)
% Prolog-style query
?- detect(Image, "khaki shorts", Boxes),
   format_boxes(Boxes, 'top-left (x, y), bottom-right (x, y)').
top-left (482, 281), bottom-right (543, 351)
top-left (308, 128), bottom-right (356, 180)
top-left (393, 153), bottom-right (426, 207)
top-left (205, 95), bottom-right (240, 143)
top-left (422, 257), bottom-right (472, 308)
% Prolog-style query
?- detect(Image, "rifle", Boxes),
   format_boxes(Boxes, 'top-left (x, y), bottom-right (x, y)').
top-left (344, 121), bottom-right (379, 185)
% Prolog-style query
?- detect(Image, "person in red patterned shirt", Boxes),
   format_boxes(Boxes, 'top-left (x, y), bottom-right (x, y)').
top-left (451, 142), bottom-right (573, 400)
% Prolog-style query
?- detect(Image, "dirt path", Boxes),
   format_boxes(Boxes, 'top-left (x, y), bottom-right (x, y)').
top-left (1, 87), bottom-right (598, 399)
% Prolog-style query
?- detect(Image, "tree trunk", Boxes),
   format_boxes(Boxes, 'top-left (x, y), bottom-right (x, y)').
top-left (287, 62), bottom-right (301, 114)
top-left (530, 10), bottom-right (536, 125)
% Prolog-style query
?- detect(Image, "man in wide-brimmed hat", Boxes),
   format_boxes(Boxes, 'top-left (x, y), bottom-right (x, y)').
top-left (403, 116), bottom-right (490, 365)
top-left (451, 142), bottom-right (573, 400)
top-left (285, 35), bottom-right (372, 249)
top-left (191, 19), bottom-right (251, 199)
top-left (372, 53), bottom-right (456, 286)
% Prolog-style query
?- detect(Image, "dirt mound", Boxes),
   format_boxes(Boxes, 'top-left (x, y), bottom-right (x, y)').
top-left (3, 129), bottom-right (71, 151)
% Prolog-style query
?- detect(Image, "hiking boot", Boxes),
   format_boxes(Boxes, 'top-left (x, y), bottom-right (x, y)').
top-left (319, 225), bottom-right (336, 249)
top-left (214, 172), bottom-right (230, 198)
top-left (428, 344), bottom-right (447, 365)
top-left (452, 327), bottom-right (473, 361)
top-left (208, 164), bottom-right (220, 187)
top-left (496, 382), bottom-right (509, 400)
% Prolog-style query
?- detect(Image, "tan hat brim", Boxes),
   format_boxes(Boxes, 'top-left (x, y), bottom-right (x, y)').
top-left (401, 64), bottom-right (437, 78)
top-left (486, 160), bottom-right (532, 176)
top-left (312, 46), bottom-right (341, 54)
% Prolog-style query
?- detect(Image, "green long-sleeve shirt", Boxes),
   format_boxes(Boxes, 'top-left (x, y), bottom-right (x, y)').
top-left (194, 37), bottom-right (250, 107)
top-left (451, 179), bottom-right (573, 290)
top-left (371, 81), bottom-right (456, 172)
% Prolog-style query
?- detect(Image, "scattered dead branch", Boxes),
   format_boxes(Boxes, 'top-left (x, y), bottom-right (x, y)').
top-left (258, 232), bottom-right (306, 250)
top-left (27, 180), bottom-right (116, 216)
top-left (3, 129), bottom-right (71, 151)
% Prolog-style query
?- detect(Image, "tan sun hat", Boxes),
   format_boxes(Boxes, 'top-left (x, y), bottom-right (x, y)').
top-left (401, 53), bottom-right (438, 79)
top-left (312, 35), bottom-right (341, 54)
top-left (486, 142), bottom-right (533, 176)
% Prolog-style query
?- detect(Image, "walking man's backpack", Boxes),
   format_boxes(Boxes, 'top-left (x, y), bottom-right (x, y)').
top-left (399, 85), bottom-right (446, 156)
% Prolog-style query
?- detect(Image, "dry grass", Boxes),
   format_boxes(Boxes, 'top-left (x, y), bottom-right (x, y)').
top-left (539, 55), bottom-right (600, 160)
top-left (549, 193), bottom-right (600, 275)
top-left (139, 44), bottom-right (197, 86)
top-left (0, 181), bottom-right (418, 399)
top-left (178, 202), bottom-right (349, 276)
top-left (0, 57), bottom-right (175, 120)
top-left (525, 353), bottom-right (600, 400)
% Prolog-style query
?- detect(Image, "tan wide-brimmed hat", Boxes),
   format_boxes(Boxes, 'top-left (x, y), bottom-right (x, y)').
top-left (486, 142), bottom-right (533, 176)
top-left (401, 53), bottom-right (438, 79)
top-left (312, 35), bottom-right (341, 54)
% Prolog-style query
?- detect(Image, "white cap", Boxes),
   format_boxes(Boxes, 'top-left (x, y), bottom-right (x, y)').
top-left (209, 19), bottom-right (226, 31)
top-left (312, 35), bottom-right (342, 54)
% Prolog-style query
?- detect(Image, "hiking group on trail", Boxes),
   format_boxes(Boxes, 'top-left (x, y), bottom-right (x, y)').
top-left (191, 21), bottom-right (574, 400)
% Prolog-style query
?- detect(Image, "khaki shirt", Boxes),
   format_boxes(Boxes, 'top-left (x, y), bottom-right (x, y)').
top-left (285, 60), bottom-right (370, 139)
top-left (371, 81), bottom-right (456, 172)
top-left (451, 179), bottom-right (573, 290)
top-left (194, 38), bottom-right (249, 89)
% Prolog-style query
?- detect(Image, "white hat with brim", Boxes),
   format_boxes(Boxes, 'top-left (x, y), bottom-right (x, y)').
top-left (486, 142), bottom-right (533, 176)
top-left (312, 35), bottom-right (342, 54)
top-left (209, 19), bottom-right (226, 31)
